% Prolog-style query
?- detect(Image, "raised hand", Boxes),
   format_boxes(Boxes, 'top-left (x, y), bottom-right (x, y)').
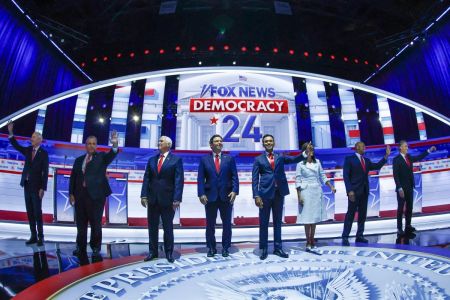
top-left (429, 146), bottom-right (436, 152)
top-left (385, 144), bottom-right (391, 157)
top-left (110, 130), bottom-right (118, 146)
top-left (7, 120), bottom-right (13, 135)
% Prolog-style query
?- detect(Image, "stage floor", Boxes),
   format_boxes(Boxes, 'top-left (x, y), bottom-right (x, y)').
top-left (0, 228), bottom-right (449, 299)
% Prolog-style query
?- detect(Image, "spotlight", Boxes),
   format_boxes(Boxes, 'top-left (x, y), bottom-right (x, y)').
top-left (303, 51), bottom-right (309, 57)
top-left (224, 45), bottom-right (230, 50)
top-left (144, 49), bottom-right (150, 55)
top-left (191, 46), bottom-right (197, 52)
top-left (175, 46), bottom-right (181, 51)
top-left (232, 61), bottom-right (236, 65)
top-left (375, 64), bottom-right (380, 68)
top-left (289, 49), bottom-right (294, 55)
top-left (266, 62), bottom-right (270, 66)
top-left (364, 60), bottom-right (369, 65)
top-left (317, 52), bottom-right (323, 57)
top-left (358, 119), bottom-right (361, 123)
top-left (343, 57), bottom-right (348, 62)
top-left (129, 52), bottom-right (135, 58)
top-left (198, 61), bottom-right (202, 65)
top-left (116, 53), bottom-right (122, 58)
top-left (159, 49), bottom-right (165, 54)
top-left (410, 41), bottom-right (414, 46)
top-left (99, 117), bottom-right (104, 123)
top-left (273, 48), bottom-right (279, 53)
top-left (208, 45), bottom-right (215, 51)
top-left (103, 56), bottom-right (108, 61)
top-left (354, 58), bottom-right (359, 63)
top-left (133, 115), bottom-right (140, 122)
top-left (255, 46), bottom-right (261, 52)
top-left (81, 62), bottom-right (86, 67)
top-left (241, 46), bottom-right (247, 52)
top-left (330, 55), bottom-right (335, 60)
top-left (92, 57), bottom-right (98, 63)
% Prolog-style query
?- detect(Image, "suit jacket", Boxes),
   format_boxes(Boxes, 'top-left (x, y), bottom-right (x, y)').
top-left (343, 154), bottom-right (387, 195)
top-left (140, 152), bottom-right (184, 207)
top-left (252, 152), bottom-right (306, 200)
top-left (197, 153), bottom-right (239, 202)
top-left (393, 151), bottom-right (429, 192)
top-left (9, 136), bottom-right (49, 191)
top-left (69, 150), bottom-right (117, 201)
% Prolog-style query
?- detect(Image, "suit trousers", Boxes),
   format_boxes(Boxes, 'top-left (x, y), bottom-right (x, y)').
top-left (75, 187), bottom-right (105, 251)
top-left (24, 182), bottom-right (44, 239)
top-left (205, 199), bottom-right (233, 250)
top-left (342, 189), bottom-right (368, 239)
top-left (259, 190), bottom-right (284, 250)
top-left (147, 204), bottom-right (175, 255)
top-left (397, 188), bottom-right (414, 230)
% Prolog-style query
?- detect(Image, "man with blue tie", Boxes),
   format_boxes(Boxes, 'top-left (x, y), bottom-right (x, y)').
top-left (141, 136), bottom-right (184, 263)
top-left (198, 134), bottom-right (239, 257)
top-left (342, 141), bottom-right (390, 245)
top-left (252, 134), bottom-right (310, 260)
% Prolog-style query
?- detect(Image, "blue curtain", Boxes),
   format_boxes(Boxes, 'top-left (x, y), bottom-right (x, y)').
top-left (0, 3), bottom-right (87, 136)
top-left (369, 20), bottom-right (450, 139)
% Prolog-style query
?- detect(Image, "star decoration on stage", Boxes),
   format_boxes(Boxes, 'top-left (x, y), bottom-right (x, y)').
top-left (109, 184), bottom-right (128, 214)
top-left (57, 190), bottom-right (72, 213)
top-left (210, 116), bottom-right (219, 125)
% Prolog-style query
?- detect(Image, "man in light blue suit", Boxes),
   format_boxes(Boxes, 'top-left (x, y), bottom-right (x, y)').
top-left (252, 134), bottom-right (310, 260)
top-left (198, 134), bottom-right (239, 257)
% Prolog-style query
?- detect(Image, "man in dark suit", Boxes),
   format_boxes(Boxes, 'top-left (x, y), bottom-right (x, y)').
top-left (342, 141), bottom-right (390, 245)
top-left (393, 140), bottom-right (435, 235)
top-left (198, 134), bottom-right (239, 257)
top-left (69, 131), bottom-right (118, 257)
top-left (141, 136), bottom-right (184, 263)
top-left (7, 121), bottom-right (49, 246)
top-left (252, 134), bottom-right (310, 260)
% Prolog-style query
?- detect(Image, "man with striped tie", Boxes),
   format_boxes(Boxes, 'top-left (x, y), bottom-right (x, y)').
top-left (393, 140), bottom-right (435, 236)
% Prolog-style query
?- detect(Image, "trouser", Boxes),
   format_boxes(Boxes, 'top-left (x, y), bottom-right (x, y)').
top-left (147, 204), bottom-right (175, 254)
top-left (259, 190), bottom-right (284, 250)
top-left (24, 182), bottom-right (44, 239)
top-left (205, 199), bottom-right (233, 250)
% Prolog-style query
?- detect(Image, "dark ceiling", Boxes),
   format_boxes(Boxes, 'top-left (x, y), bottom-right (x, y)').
top-left (14, 0), bottom-right (449, 81)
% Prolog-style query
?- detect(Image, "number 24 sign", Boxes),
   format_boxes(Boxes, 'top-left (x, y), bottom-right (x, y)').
top-left (220, 115), bottom-right (262, 142)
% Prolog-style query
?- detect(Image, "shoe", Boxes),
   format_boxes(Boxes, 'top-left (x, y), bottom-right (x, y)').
top-left (397, 229), bottom-right (405, 236)
top-left (355, 237), bottom-right (369, 243)
top-left (342, 238), bottom-right (350, 246)
top-left (73, 247), bottom-right (87, 256)
top-left (305, 244), bottom-right (312, 251)
top-left (166, 252), bottom-right (174, 263)
top-left (273, 249), bottom-right (289, 258)
top-left (36, 239), bottom-right (44, 247)
top-left (222, 249), bottom-right (229, 257)
top-left (405, 226), bottom-right (416, 233)
top-left (25, 237), bottom-right (37, 245)
top-left (207, 248), bottom-right (217, 257)
top-left (144, 253), bottom-right (158, 262)
top-left (260, 248), bottom-right (268, 260)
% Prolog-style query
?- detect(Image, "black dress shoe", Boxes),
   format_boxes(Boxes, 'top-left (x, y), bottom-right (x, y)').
top-left (342, 238), bottom-right (350, 246)
top-left (355, 237), bottom-right (369, 243)
top-left (397, 229), bottom-right (405, 236)
top-left (25, 237), bottom-right (37, 245)
top-left (144, 253), bottom-right (158, 262)
top-left (166, 252), bottom-right (174, 263)
top-left (273, 249), bottom-right (289, 258)
top-left (405, 226), bottom-right (416, 233)
top-left (92, 248), bottom-right (102, 257)
top-left (260, 248), bottom-right (268, 260)
top-left (207, 248), bottom-right (217, 257)
top-left (222, 249), bottom-right (229, 257)
top-left (36, 239), bottom-right (44, 247)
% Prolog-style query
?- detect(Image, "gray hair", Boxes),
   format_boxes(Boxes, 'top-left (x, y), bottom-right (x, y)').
top-left (32, 132), bottom-right (43, 141)
top-left (160, 136), bottom-right (172, 148)
top-left (399, 140), bottom-right (408, 147)
top-left (85, 135), bottom-right (98, 143)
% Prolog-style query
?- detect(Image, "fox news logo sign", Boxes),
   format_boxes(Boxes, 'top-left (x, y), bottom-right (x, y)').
top-left (191, 84), bottom-right (288, 113)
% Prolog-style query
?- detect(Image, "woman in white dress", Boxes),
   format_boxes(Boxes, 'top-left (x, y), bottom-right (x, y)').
top-left (296, 143), bottom-right (336, 250)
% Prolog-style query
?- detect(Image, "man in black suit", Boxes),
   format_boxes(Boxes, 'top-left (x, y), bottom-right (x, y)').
top-left (69, 131), bottom-right (118, 257)
top-left (141, 136), bottom-right (184, 263)
top-left (342, 141), bottom-right (390, 245)
top-left (393, 140), bottom-right (435, 235)
top-left (8, 121), bottom-right (49, 246)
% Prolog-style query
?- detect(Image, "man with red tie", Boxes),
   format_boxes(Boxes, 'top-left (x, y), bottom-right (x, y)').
top-left (252, 134), bottom-right (310, 260)
top-left (393, 140), bottom-right (435, 236)
top-left (8, 121), bottom-right (49, 246)
top-left (342, 141), bottom-right (390, 245)
top-left (141, 136), bottom-right (184, 263)
top-left (69, 131), bottom-right (119, 257)
top-left (197, 134), bottom-right (239, 257)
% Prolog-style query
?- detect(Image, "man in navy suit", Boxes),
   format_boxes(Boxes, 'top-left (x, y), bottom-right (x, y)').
top-left (141, 136), bottom-right (184, 263)
top-left (8, 121), bottom-right (49, 246)
top-left (252, 134), bottom-right (310, 260)
top-left (342, 141), bottom-right (390, 245)
top-left (393, 140), bottom-right (435, 236)
top-left (69, 131), bottom-right (118, 257)
top-left (198, 134), bottom-right (239, 257)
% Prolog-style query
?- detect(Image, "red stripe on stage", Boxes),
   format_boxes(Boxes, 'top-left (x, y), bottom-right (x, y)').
top-left (422, 204), bottom-right (450, 213)
top-left (379, 210), bottom-right (398, 218)
top-left (234, 217), bottom-right (259, 225)
top-left (14, 255), bottom-right (143, 300)
top-left (128, 217), bottom-right (148, 226)
top-left (0, 210), bottom-right (53, 223)
top-left (180, 218), bottom-right (206, 226)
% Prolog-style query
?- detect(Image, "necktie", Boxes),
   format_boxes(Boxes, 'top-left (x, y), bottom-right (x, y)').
top-left (215, 154), bottom-right (220, 173)
top-left (268, 153), bottom-right (275, 170)
top-left (157, 154), bottom-right (164, 173)
top-left (405, 155), bottom-right (411, 167)
top-left (31, 148), bottom-right (36, 161)
top-left (360, 156), bottom-right (366, 172)
top-left (82, 154), bottom-right (92, 187)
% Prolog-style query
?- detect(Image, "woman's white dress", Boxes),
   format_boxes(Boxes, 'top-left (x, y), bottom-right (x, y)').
top-left (295, 159), bottom-right (328, 224)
